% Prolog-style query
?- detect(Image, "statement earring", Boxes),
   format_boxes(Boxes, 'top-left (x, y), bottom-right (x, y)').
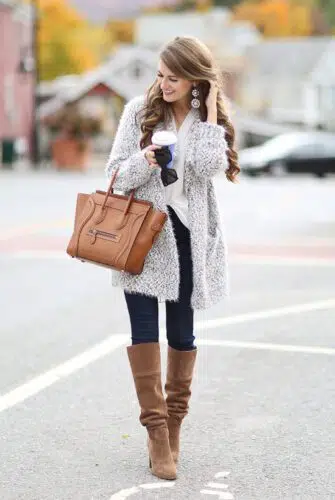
top-left (191, 86), bottom-right (200, 109)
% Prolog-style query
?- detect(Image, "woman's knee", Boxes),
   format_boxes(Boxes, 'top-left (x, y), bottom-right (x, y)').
top-left (124, 292), bottom-right (159, 345)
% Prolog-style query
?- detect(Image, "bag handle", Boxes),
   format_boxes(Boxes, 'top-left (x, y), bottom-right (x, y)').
top-left (101, 166), bottom-right (135, 216)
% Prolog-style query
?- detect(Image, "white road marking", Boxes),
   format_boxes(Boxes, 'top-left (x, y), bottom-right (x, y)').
top-left (200, 490), bottom-right (234, 499)
top-left (3, 251), bottom-right (335, 267)
top-left (109, 486), bottom-right (139, 499)
top-left (0, 334), bottom-right (128, 414)
top-left (193, 298), bottom-right (335, 331)
top-left (206, 482), bottom-right (229, 489)
top-left (6, 251), bottom-right (69, 259)
top-left (0, 219), bottom-right (70, 241)
top-left (201, 471), bottom-right (234, 499)
top-left (109, 482), bottom-right (175, 499)
top-left (140, 483), bottom-right (176, 489)
top-left (196, 339), bottom-right (335, 355)
top-left (215, 472), bottom-right (230, 478)
top-left (230, 255), bottom-right (335, 266)
top-left (1, 299), bottom-right (334, 414)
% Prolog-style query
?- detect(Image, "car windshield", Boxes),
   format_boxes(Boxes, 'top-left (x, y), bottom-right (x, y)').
top-left (261, 134), bottom-right (310, 156)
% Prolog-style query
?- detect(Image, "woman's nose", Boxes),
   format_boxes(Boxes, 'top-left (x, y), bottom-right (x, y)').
top-left (161, 79), bottom-right (170, 90)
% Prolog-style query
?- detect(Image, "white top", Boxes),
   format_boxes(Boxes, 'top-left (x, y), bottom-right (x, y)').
top-left (164, 107), bottom-right (198, 228)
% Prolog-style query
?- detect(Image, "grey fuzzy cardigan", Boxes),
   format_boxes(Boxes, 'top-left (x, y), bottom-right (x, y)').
top-left (105, 95), bottom-right (229, 310)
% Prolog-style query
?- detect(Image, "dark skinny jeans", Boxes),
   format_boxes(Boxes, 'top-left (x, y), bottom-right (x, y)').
top-left (124, 206), bottom-right (195, 351)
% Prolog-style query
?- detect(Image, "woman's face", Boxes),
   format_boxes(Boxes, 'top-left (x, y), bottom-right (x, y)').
top-left (157, 60), bottom-right (193, 105)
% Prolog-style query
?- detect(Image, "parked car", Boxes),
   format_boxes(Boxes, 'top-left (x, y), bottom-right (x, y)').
top-left (239, 132), bottom-right (335, 177)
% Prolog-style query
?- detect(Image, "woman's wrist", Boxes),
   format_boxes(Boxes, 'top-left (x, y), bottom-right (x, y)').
top-left (207, 109), bottom-right (217, 124)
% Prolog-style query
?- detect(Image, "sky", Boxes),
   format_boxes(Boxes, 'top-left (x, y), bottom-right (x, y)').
top-left (70, 0), bottom-right (178, 22)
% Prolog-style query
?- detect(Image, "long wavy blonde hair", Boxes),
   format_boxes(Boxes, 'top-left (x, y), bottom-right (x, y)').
top-left (138, 36), bottom-right (239, 183)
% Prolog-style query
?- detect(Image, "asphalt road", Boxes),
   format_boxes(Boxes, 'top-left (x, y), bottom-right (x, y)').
top-left (0, 166), bottom-right (335, 500)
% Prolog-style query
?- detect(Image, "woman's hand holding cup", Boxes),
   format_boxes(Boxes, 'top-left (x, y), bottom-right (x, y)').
top-left (144, 145), bottom-right (161, 167)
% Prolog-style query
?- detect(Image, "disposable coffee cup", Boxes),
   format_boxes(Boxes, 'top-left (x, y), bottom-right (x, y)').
top-left (152, 130), bottom-right (177, 169)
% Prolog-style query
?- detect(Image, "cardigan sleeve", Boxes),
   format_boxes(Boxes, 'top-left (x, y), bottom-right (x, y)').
top-left (104, 96), bottom-right (156, 191)
top-left (188, 121), bottom-right (229, 178)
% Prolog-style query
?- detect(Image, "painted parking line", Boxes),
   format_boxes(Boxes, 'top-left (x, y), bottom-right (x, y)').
top-left (0, 219), bottom-right (71, 241)
top-left (196, 339), bottom-right (335, 356)
top-left (2, 249), bottom-right (335, 265)
top-left (109, 471), bottom-right (232, 499)
top-left (109, 483), bottom-right (175, 500)
top-left (193, 298), bottom-right (335, 331)
top-left (1, 299), bottom-right (334, 414)
top-left (230, 243), bottom-right (335, 258)
top-left (0, 334), bottom-right (128, 414)
top-left (4, 250), bottom-right (69, 259)
top-left (230, 255), bottom-right (335, 266)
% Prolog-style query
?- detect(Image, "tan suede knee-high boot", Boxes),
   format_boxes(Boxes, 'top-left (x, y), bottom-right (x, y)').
top-left (165, 346), bottom-right (197, 464)
top-left (127, 343), bottom-right (177, 480)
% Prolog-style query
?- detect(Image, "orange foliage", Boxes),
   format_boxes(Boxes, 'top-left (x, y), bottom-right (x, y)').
top-left (25, 0), bottom-right (107, 80)
top-left (105, 19), bottom-right (135, 46)
top-left (233, 0), bottom-right (312, 37)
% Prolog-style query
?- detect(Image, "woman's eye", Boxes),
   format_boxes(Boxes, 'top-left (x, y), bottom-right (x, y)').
top-left (157, 74), bottom-right (177, 82)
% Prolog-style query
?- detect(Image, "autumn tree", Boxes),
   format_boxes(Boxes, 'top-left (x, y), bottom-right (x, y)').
top-left (173, 0), bottom-right (213, 10)
top-left (105, 19), bottom-right (135, 46)
top-left (28, 0), bottom-right (108, 80)
top-left (233, 0), bottom-right (312, 37)
top-left (302, 0), bottom-right (334, 33)
top-left (212, 0), bottom-right (244, 7)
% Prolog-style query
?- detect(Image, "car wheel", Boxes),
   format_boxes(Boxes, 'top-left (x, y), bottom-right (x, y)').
top-left (268, 161), bottom-right (287, 177)
top-left (314, 171), bottom-right (326, 178)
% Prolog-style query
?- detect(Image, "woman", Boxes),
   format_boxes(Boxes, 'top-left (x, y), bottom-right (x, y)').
top-left (105, 36), bottom-right (239, 480)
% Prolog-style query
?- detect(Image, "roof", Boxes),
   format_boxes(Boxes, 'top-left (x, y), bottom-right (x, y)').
top-left (244, 38), bottom-right (334, 78)
top-left (38, 45), bottom-right (158, 120)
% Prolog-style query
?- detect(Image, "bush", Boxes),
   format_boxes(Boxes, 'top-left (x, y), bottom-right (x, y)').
top-left (46, 103), bottom-right (104, 149)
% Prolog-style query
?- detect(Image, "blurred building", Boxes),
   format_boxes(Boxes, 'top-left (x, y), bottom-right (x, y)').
top-left (135, 7), bottom-right (260, 101)
top-left (238, 38), bottom-right (335, 132)
top-left (0, 1), bottom-right (34, 163)
top-left (136, 7), bottom-right (231, 49)
top-left (37, 45), bottom-right (157, 154)
top-left (135, 7), bottom-right (259, 56)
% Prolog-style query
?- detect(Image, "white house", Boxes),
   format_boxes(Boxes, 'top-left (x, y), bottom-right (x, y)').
top-left (135, 7), bottom-right (260, 60)
top-left (307, 40), bottom-right (335, 130)
top-left (135, 8), bottom-right (230, 49)
top-left (37, 45), bottom-right (158, 154)
top-left (38, 45), bottom-right (158, 119)
top-left (238, 37), bottom-right (335, 131)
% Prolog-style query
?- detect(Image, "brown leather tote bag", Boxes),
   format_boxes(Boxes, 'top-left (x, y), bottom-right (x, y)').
top-left (66, 167), bottom-right (167, 274)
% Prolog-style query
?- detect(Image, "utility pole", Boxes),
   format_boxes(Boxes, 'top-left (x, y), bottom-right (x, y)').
top-left (30, 0), bottom-right (40, 167)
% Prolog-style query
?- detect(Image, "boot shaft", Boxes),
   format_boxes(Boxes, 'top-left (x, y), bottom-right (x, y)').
top-left (127, 343), bottom-right (168, 428)
top-left (165, 346), bottom-right (197, 420)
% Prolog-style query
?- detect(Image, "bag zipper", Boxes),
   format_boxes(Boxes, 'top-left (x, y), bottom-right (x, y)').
top-left (88, 228), bottom-right (120, 243)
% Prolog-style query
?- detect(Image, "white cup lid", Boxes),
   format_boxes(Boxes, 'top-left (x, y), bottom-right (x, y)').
top-left (152, 130), bottom-right (177, 146)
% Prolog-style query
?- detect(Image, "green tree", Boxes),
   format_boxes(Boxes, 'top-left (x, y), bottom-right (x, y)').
top-left (175, 0), bottom-right (197, 10)
top-left (213, 0), bottom-right (244, 7)
top-left (311, 0), bottom-right (335, 27)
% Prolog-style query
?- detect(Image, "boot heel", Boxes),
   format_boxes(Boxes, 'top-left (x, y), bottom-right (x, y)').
top-left (147, 429), bottom-right (177, 480)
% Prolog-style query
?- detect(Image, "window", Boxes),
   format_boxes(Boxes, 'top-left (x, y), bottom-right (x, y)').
top-left (292, 144), bottom-right (318, 159)
top-left (131, 61), bottom-right (142, 79)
